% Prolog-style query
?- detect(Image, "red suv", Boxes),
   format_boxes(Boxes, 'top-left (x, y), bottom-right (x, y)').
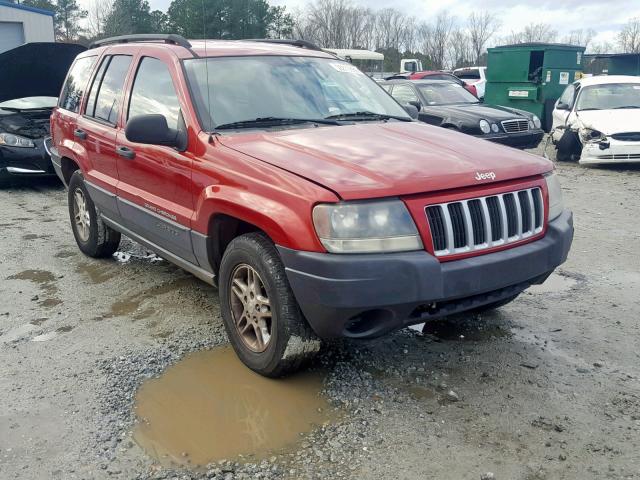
top-left (50, 35), bottom-right (573, 377)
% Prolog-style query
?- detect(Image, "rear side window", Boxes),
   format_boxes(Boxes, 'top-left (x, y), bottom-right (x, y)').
top-left (85, 55), bottom-right (132, 124)
top-left (456, 69), bottom-right (481, 80)
top-left (128, 57), bottom-right (181, 130)
top-left (58, 56), bottom-right (97, 113)
top-left (391, 84), bottom-right (419, 104)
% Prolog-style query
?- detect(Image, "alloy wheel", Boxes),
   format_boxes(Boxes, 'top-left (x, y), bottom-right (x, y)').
top-left (229, 264), bottom-right (272, 353)
top-left (73, 188), bottom-right (90, 242)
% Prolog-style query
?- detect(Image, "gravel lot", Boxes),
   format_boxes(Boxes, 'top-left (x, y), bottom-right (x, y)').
top-left (1, 143), bottom-right (640, 480)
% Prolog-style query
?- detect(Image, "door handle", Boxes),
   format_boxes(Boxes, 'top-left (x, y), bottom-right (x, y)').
top-left (74, 129), bottom-right (87, 140)
top-left (116, 146), bottom-right (135, 160)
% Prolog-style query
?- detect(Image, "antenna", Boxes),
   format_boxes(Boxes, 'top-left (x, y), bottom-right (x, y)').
top-left (202, 0), bottom-right (213, 140)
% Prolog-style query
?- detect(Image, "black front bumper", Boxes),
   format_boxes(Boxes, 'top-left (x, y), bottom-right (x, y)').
top-left (278, 210), bottom-right (573, 340)
top-left (0, 138), bottom-right (56, 181)
top-left (479, 129), bottom-right (544, 149)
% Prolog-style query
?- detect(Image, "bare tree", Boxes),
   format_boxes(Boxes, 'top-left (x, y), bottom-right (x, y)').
top-left (420, 12), bottom-right (455, 69)
top-left (618, 17), bottom-right (640, 53)
top-left (562, 28), bottom-right (596, 48)
top-left (587, 41), bottom-right (614, 55)
top-left (448, 28), bottom-right (472, 69)
top-left (86, 0), bottom-right (113, 40)
top-left (504, 23), bottom-right (558, 44)
top-left (467, 11), bottom-right (500, 64)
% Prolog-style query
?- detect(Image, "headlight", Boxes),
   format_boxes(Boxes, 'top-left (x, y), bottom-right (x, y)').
top-left (0, 132), bottom-right (35, 148)
top-left (544, 171), bottom-right (565, 221)
top-left (532, 115), bottom-right (542, 129)
top-left (491, 123), bottom-right (499, 133)
top-left (579, 127), bottom-right (606, 143)
top-left (312, 199), bottom-right (423, 253)
top-left (479, 119), bottom-right (491, 134)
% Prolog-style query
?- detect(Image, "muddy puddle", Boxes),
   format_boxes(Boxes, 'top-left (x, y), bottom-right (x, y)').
top-left (133, 346), bottom-right (333, 468)
top-left (528, 272), bottom-right (579, 294)
top-left (76, 261), bottom-right (117, 284)
top-left (7, 269), bottom-right (61, 308)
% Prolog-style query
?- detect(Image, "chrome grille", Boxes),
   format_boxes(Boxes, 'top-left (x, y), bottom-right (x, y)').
top-left (425, 188), bottom-right (544, 257)
top-left (501, 119), bottom-right (529, 133)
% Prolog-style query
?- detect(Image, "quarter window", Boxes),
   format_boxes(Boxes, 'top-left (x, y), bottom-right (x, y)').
top-left (86, 55), bottom-right (132, 124)
top-left (58, 56), bottom-right (97, 113)
top-left (391, 84), bottom-right (419, 105)
top-left (128, 57), bottom-right (181, 130)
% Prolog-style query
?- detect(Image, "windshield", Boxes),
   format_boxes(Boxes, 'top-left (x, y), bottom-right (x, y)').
top-left (576, 83), bottom-right (640, 111)
top-left (183, 55), bottom-right (410, 131)
top-left (0, 96), bottom-right (57, 110)
top-left (416, 83), bottom-right (479, 105)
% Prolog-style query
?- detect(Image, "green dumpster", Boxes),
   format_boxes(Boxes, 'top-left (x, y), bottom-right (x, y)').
top-left (484, 43), bottom-right (586, 131)
top-left (584, 53), bottom-right (640, 76)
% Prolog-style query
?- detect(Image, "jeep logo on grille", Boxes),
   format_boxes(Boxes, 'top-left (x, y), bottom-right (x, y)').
top-left (475, 171), bottom-right (496, 181)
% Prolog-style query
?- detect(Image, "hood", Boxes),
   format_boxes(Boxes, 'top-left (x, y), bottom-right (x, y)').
top-left (423, 103), bottom-right (528, 123)
top-left (575, 109), bottom-right (640, 135)
top-left (0, 43), bottom-right (86, 103)
top-left (219, 122), bottom-right (552, 200)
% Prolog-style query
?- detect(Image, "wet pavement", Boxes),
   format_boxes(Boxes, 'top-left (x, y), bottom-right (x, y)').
top-left (1, 157), bottom-right (640, 479)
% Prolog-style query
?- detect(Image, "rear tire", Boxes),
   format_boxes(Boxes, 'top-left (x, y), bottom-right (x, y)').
top-left (219, 232), bottom-right (321, 377)
top-left (68, 170), bottom-right (121, 258)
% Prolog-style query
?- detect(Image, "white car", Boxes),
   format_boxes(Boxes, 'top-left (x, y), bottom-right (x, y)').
top-left (551, 75), bottom-right (640, 165)
top-left (453, 67), bottom-right (487, 99)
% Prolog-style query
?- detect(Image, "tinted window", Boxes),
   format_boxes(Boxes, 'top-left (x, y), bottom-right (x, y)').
top-left (89, 55), bottom-right (132, 124)
top-left (58, 56), bottom-right (97, 112)
top-left (417, 83), bottom-right (479, 105)
top-left (391, 84), bottom-right (419, 104)
top-left (455, 69), bottom-right (480, 80)
top-left (128, 57), bottom-right (181, 130)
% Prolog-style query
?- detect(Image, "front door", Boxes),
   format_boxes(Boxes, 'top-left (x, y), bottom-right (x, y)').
top-left (116, 55), bottom-right (195, 264)
top-left (551, 84), bottom-right (577, 141)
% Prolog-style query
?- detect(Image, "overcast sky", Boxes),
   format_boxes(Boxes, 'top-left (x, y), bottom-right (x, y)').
top-left (86, 0), bottom-right (640, 47)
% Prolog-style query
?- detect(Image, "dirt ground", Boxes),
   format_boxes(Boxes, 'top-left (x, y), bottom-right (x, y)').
top-left (1, 143), bottom-right (640, 480)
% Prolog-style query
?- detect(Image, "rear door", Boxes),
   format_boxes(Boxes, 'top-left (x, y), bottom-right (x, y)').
top-left (52, 55), bottom-right (98, 163)
top-left (75, 54), bottom-right (133, 218)
top-left (115, 54), bottom-right (196, 264)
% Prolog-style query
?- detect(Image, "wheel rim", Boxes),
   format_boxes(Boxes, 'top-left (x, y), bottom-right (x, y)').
top-left (73, 188), bottom-right (90, 243)
top-left (229, 264), bottom-right (272, 353)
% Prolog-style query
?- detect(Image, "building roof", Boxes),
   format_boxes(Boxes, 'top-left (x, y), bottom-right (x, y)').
top-left (0, 0), bottom-right (55, 17)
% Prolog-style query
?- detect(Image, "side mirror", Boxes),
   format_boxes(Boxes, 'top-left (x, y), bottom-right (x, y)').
top-left (556, 101), bottom-right (570, 111)
top-left (408, 100), bottom-right (422, 111)
top-left (125, 114), bottom-right (185, 150)
top-left (403, 104), bottom-right (419, 119)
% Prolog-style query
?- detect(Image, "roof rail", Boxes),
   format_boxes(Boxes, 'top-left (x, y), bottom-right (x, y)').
top-left (244, 39), bottom-right (323, 52)
top-left (90, 34), bottom-right (192, 50)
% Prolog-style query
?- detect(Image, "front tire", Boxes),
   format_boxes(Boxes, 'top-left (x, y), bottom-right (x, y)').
top-left (219, 233), bottom-right (321, 377)
top-left (68, 170), bottom-right (121, 258)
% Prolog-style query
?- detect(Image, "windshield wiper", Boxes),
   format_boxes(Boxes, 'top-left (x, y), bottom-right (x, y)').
top-left (215, 117), bottom-right (341, 130)
top-left (325, 111), bottom-right (412, 122)
top-left (612, 105), bottom-right (640, 109)
top-left (578, 107), bottom-right (602, 111)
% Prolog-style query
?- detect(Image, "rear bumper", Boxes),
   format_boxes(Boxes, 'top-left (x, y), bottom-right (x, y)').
top-left (278, 210), bottom-right (573, 340)
top-left (480, 130), bottom-right (544, 149)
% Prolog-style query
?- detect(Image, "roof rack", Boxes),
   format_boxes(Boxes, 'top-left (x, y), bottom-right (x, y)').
top-left (244, 39), bottom-right (323, 52)
top-left (90, 34), bottom-right (192, 50)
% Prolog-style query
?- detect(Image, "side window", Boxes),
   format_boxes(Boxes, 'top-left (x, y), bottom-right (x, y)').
top-left (391, 84), bottom-right (419, 105)
top-left (128, 57), bottom-right (182, 130)
top-left (558, 85), bottom-right (576, 108)
top-left (58, 56), bottom-right (98, 113)
top-left (86, 55), bottom-right (132, 125)
top-left (84, 56), bottom-right (110, 118)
